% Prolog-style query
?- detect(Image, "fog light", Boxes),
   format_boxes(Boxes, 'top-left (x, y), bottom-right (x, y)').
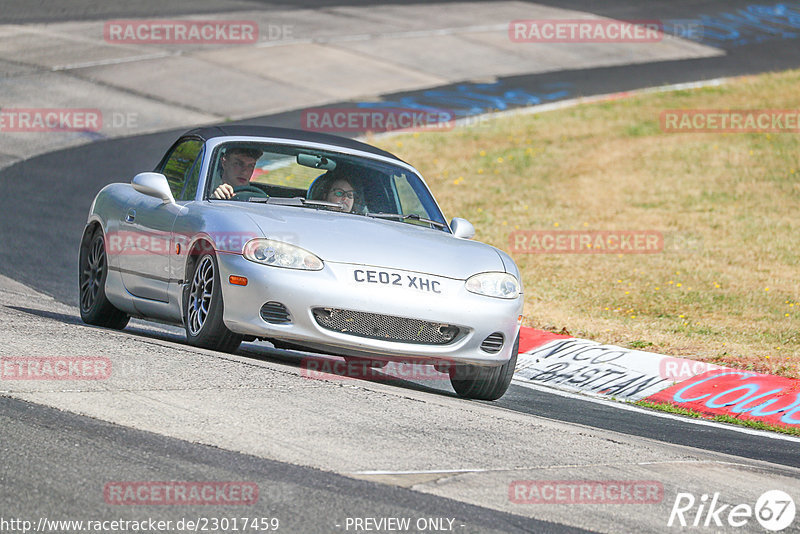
top-left (437, 324), bottom-right (458, 342)
top-left (313, 308), bottom-right (334, 323)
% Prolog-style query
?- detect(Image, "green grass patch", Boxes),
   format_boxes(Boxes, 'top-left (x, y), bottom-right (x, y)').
top-left (374, 69), bottom-right (800, 379)
top-left (635, 400), bottom-right (800, 436)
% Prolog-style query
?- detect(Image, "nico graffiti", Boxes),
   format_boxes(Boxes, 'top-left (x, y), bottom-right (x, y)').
top-left (515, 338), bottom-right (674, 400)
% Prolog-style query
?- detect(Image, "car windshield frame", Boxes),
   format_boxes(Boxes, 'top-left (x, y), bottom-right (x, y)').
top-left (196, 136), bottom-right (451, 232)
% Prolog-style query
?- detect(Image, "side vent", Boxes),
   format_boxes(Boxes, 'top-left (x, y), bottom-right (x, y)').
top-left (260, 302), bottom-right (291, 324)
top-left (480, 332), bottom-right (504, 353)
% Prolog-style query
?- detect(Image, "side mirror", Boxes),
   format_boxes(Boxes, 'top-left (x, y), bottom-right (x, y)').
top-left (132, 172), bottom-right (175, 204)
top-left (450, 217), bottom-right (475, 239)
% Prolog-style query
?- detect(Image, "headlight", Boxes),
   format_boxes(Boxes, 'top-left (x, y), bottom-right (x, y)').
top-left (242, 239), bottom-right (323, 271)
top-left (465, 272), bottom-right (520, 299)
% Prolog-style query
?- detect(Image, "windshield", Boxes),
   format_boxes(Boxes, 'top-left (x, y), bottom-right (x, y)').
top-left (205, 141), bottom-right (447, 230)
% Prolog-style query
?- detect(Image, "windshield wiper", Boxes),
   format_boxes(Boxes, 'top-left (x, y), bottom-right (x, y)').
top-left (260, 197), bottom-right (345, 210)
top-left (300, 199), bottom-right (344, 210)
top-left (367, 212), bottom-right (447, 229)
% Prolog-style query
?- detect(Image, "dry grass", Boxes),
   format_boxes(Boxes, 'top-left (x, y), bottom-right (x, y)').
top-left (371, 69), bottom-right (800, 377)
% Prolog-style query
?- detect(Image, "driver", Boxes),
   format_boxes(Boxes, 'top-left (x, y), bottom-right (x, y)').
top-left (211, 147), bottom-right (263, 199)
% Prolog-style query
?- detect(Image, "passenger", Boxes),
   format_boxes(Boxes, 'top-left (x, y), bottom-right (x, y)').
top-left (211, 147), bottom-right (263, 199)
top-left (323, 178), bottom-right (358, 213)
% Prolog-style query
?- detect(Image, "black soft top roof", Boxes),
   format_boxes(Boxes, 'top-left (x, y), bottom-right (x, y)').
top-left (183, 125), bottom-right (402, 162)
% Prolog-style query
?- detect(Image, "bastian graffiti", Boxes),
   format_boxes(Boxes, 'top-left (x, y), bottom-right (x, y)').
top-left (515, 338), bottom-right (674, 400)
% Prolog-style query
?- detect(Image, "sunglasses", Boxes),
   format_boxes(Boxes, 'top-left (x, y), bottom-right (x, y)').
top-left (331, 188), bottom-right (357, 200)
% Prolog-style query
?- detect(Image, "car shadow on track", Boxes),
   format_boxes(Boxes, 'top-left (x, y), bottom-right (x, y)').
top-left (15, 303), bottom-right (461, 399)
top-left (237, 346), bottom-right (460, 399)
top-left (6, 305), bottom-right (84, 325)
top-left (29, 303), bottom-right (462, 399)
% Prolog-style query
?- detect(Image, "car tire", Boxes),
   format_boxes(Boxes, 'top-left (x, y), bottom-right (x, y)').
top-left (184, 252), bottom-right (242, 353)
top-left (79, 227), bottom-right (130, 330)
top-left (449, 332), bottom-right (519, 401)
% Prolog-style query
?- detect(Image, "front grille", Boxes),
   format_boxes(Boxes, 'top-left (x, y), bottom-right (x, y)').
top-left (312, 307), bottom-right (459, 345)
top-left (260, 302), bottom-right (291, 324)
top-left (480, 332), bottom-right (504, 353)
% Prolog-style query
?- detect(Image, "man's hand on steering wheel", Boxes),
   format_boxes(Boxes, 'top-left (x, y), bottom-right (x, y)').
top-left (212, 183), bottom-right (235, 199)
top-left (212, 184), bottom-right (267, 200)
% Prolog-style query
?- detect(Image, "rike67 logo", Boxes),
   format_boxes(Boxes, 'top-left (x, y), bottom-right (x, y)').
top-left (668, 490), bottom-right (795, 531)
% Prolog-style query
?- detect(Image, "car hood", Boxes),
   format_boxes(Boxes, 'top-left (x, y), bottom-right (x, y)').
top-left (235, 203), bottom-right (505, 279)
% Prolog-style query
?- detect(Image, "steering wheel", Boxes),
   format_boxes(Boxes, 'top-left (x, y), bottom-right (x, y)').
top-left (231, 185), bottom-right (268, 201)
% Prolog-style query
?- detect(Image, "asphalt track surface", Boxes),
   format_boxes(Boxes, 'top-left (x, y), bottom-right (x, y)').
top-left (2, 1), bottom-right (800, 532)
top-left (0, 0), bottom-right (483, 24)
top-left (499, 384), bottom-right (800, 469)
top-left (236, 338), bottom-right (800, 469)
top-left (0, 0), bottom-right (788, 24)
top-left (235, 342), bottom-right (800, 469)
top-left (1, 396), bottom-right (583, 534)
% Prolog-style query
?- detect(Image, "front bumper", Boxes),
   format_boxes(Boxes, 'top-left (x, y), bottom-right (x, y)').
top-left (216, 253), bottom-right (523, 366)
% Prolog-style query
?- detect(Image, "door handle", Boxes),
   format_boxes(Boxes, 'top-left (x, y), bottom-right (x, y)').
top-left (125, 209), bottom-right (136, 223)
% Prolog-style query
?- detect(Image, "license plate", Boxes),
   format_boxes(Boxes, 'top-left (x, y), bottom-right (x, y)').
top-left (351, 268), bottom-right (443, 294)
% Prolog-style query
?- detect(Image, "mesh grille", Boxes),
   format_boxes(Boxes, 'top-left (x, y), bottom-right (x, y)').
top-left (312, 307), bottom-right (458, 345)
top-left (260, 302), bottom-right (291, 324)
top-left (480, 332), bottom-right (504, 353)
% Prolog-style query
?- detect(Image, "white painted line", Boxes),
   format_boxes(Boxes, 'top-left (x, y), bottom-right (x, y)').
top-left (512, 379), bottom-right (800, 443)
top-left (254, 24), bottom-right (509, 48)
top-left (353, 468), bottom-right (492, 476)
top-left (52, 52), bottom-right (178, 71)
top-left (353, 459), bottom-right (748, 476)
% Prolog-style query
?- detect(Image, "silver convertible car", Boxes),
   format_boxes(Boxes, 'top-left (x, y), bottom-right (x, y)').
top-left (79, 126), bottom-right (523, 400)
